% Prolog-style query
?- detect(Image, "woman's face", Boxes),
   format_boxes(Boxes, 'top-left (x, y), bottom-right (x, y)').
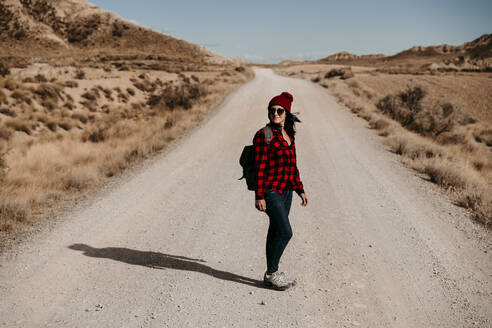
top-left (268, 105), bottom-right (286, 126)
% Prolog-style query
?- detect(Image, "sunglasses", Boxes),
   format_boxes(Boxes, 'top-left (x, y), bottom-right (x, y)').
top-left (268, 107), bottom-right (285, 115)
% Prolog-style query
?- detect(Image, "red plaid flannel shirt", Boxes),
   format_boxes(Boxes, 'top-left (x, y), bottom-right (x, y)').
top-left (253, 124), bottom-right (305, 200)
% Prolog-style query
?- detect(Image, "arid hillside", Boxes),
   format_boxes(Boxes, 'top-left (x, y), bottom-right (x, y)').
top-left (313, 34), bottom-right (492, 72)
top-left (0, 0), bottom-right (228, 64)
top-left (0, 0), bottom-right (253, 239)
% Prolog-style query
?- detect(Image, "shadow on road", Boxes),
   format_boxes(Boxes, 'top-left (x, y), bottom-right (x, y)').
top-left (69, 243), bottom-right (267, 289)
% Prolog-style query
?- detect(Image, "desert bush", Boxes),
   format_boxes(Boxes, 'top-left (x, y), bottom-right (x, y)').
top-left (118, 92), bottom-right (128, 103)
top-left (41, 99), bottom-right (56, 111)
top-left (2, 79), bottom-right (19, 91)
top-left (64, 81), bottom-right (79, 88)
top-left (63, 102), bottom-right (74, 110)
top-left (473, 128), bottom-right (492, 147)
top-left (80, 100), bottom-right (97, 112)
top-left (0, 127), bottom-right (12, 140)
top-left (81, 125), bottom-right (108, 143)
top-left (58, 121), bottom-right (73, 131)
top-left (127, 87), bottom-right (135, 96)
top-left (22, 77), bottom-right (34, 83)
top-left (102, 88), bottom-right (113, 100)
top-left (5, 119), bottom-right (31, 135)
top-left (81, 90), bottom-right (97, 101)
top-left (0, 139), bottom-right (6, 178)
top-left (74, 69), bottom-right (86, 80)
top-left (35, 113), bottom-right (48, 123)
top-left (376, 86), bottom-right (459, 137)
top-left (0, 62), bottom-right (10, 77)
top-left (10, 90), bottom-right (31, 104)
top-left (149, 83), bottom-right (206, 110)
top-left (34, 74), bottom-right (48, 83)
top-left (67, 14), bottom-right (101, 43)
top-left (34, 83), bottom-right (63, 102)
top-left (46, 121), bottom-right (57, 131)
top-left (0, 198), bottom-right (30, 232)
top-left (325, 67), bottom-right (353, 79)
top-left (311, 76), bottom-right (320, 83)
top-left (0, 89), bottom-right (7, 105)
top-left (71, 112), bottom-right (88, 123)
top-left (133, 79), bottom-right (156, 93)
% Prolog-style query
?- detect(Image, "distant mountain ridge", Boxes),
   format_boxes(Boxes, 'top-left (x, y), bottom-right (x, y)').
top-left (316, 34), bottom-right (491, 65)
top-left (319, 51), bottom-right (386, 62)
top-left (0, 0), bottom-right (229, 64)
top-left (392, 34), bottom-right (492, 60)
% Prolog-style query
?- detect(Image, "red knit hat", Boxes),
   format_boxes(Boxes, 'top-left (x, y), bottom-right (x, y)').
top-left (268, 91), bottom-right (293, 113)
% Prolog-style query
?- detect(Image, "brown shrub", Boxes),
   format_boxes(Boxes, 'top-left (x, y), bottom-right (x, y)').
top-left (325, 67), bottom-right (353, 80)
top-left (369, 118), bottom-right (390, 130)
top-left (11, 90), bottom-right (32, 105)
top-left (64, 81), bottom-right (79, 88)
top-left (34, 83), bottom-right (63, 102)
top-left (35, 113), bottom-right (48, 123)
top-left (74, 69), bottom-right (86, 80)
top-left (46, 121), bottom-right (57, 131)
top-left (0, 107), bottom-right (16, 117)
top-left (41, 99), bottom-right (56, 111)
top-left (423, 161), bottom-right (468, 190)
top-left (71, 112), bottom-right (88, 124)
top-left (127, 87), bottom-right (135, 96)
top-left (311, 76), bottom-right (321, 83)
top-left (5, 119), bottom-right (31, 135)
top-left (0, 128), bottom-right (12, 140)
top-left (376, 86), bottom-right (459, 137)
top-left (118, 92), bottom-right (128, 103)
top-left (2, 79), bottom-right (19, 91)
top-left (0, 89), bottom-right (7, 105)
top-left (34, 74), bottom-right (48, 83)
top-left (82, 125), bottom-right (108, 143)
top-left (58, 121), bottom-right (73, 131)
top-left (63, 102), bottom-right (74, 110)
top-left (81, 91), bottom-right (97, 101)
top-left (0, 62), bottom-right (10, 77)
top-left (473, 128), bottom-right (492, 147)
top-left (22, 77), bottom-right (35, 83)
top-left (80, 100), bottom-right (97, 112)
top-left (0, 199), bottom-right (30, 232)
top-left (102, 88), bottom-right (113, 100)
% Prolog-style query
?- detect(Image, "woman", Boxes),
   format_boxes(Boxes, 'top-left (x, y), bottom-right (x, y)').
top-left (253, 91), bottom-right (308, 290)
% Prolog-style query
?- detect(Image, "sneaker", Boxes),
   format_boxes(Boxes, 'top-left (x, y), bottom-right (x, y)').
top-left (263, 271), bottom-right (296, 290)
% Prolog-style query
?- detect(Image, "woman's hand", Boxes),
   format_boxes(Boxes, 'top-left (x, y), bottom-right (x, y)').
top-left (255, 199), bottom-right (266, 212)
top-left (300, 193), bottom-right (308, 207)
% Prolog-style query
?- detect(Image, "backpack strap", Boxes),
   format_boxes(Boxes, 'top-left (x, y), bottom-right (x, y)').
top-left (263, 125), bottom-right (273, 145)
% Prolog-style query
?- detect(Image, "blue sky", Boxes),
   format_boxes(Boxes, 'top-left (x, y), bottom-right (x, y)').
top-left (90, 0), bottom-right (491, 64)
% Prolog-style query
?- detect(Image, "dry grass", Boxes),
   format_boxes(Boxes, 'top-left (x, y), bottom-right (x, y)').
top-left (276, 64), bottom-right (492, 227)
top-left (0, 64), bottom-right (254, 234)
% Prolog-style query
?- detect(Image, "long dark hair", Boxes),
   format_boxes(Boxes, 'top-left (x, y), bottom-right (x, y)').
top-left (269, 109), bottom-right (301, 138)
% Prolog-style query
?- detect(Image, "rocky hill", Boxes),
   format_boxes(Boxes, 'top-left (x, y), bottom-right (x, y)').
top-left (315, 34), bottom-right (491, 68)
top-left (0, 0), bottom-right (228, 64)
top-left (391, 34), bottom-right (492, 60)
top-left (319, 51), bottom-right (386, 62)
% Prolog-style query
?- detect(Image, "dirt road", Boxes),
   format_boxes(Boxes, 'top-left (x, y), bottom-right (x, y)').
top-left (0, 68), bottom-right (490, 327)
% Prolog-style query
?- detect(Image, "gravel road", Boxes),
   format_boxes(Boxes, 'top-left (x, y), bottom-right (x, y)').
top-left (0, 68), bottom-right (491, 327)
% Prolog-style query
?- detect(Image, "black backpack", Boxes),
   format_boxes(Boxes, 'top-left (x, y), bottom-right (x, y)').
top-left (239, 125), bottom-right (273, 190)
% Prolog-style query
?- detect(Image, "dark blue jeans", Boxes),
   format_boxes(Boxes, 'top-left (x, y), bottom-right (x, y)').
top-left (265, 188), bottom-right (293, 274)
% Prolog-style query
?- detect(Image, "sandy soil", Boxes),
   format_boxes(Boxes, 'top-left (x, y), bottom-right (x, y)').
top-left (0, 68), bottom-right (490, 327)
